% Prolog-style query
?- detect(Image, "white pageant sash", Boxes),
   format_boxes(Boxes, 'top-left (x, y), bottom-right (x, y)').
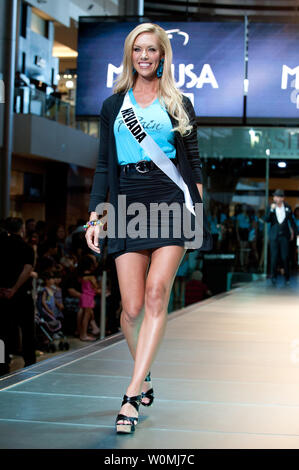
top-left (120, 92), bottom-right (196, 216)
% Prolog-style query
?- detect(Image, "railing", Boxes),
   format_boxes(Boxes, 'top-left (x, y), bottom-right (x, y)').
top-left (14, 85), bottom-right (99, 138)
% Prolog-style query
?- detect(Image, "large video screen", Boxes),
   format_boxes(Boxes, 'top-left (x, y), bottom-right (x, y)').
top-left (247, 23), bottom-right (299, 119)
top-left (76, 20), bottom-right (245, 118)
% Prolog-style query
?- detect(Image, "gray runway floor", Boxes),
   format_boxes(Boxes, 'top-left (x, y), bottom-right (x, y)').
top-left (1, 276), bottom-right (299, 449)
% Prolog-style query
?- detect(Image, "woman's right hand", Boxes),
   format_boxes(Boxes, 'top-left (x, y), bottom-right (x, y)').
top-left (85, 223), bottom-right (102, 254)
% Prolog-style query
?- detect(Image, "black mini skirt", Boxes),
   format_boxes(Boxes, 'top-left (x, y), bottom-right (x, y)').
top-left (111, 159), bottom-right (197, 260)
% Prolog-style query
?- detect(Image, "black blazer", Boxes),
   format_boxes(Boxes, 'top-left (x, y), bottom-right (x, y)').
top-left (88, 92), bottom-right (212, 255)
top-left (264, 203), bottom-right (297, 241)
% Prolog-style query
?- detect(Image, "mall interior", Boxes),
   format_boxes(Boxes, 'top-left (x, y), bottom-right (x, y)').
top-left (1, 0), bottom-right (299, 450)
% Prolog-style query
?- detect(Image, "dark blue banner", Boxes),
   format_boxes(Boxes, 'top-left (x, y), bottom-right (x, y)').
top-left (247, 23), bottom-right (299, 118)
top-left (76, 21), bottom-right (245, 118)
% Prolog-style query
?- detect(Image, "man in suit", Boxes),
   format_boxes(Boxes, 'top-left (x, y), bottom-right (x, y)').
top-left (265, 189), bottom-right (297, 285)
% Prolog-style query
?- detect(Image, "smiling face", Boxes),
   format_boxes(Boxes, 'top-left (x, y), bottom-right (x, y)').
top-left (132, 32), bottom-right (163, 79)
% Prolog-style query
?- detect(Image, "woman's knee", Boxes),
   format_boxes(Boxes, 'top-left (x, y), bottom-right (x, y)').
top-left (121, 301), bottom-right (144, 323)
top-left (145, 282), bottom-right (168, 316)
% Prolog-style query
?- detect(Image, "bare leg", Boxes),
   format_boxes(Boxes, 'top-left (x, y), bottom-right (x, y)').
top-left (89, 313), bottom-right (100, 335)
top-left (80, 308), bottom-right (94, 341)
top-left (75, 307), bottom-right (83, 336)
top-left (117, 245), bottom-right (187, 425)
top-left (115, 249), bottom-right (151, 357)
top-left (115, 250), bottom-right (151, 402)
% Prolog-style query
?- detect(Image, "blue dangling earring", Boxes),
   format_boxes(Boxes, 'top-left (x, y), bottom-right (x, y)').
top-left (132, 66), bottom-right (136, 75)
top-left (156, 58), bottom-right (164, 78)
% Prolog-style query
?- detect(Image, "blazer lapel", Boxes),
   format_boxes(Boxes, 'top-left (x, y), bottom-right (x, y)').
top-left (109, 93), bottom-right (126, 168)
top-left (111, 92), bottom-right (125, 123)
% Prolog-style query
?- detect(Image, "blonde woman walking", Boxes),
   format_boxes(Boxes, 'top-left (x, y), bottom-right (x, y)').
top-left (85, 22), bottom-right (212, 434)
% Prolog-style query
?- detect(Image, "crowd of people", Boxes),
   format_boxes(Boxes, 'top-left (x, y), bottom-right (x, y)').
top-left (0, 216), bottom-right (122, 376)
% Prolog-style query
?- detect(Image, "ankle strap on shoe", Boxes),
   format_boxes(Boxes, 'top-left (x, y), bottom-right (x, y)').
top-left (121, 394), bottom-right (141, 411)
top-left (145, 372), bottom-right (151, 382)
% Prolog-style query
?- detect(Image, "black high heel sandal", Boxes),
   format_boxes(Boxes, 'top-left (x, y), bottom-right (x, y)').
top-left (115, 394), bottom-right (142, 434)
top-left (141, 371), bottom-right (154, 407)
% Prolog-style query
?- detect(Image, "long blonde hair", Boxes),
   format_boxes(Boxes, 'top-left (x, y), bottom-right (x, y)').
top-left (113, 23), bottom-right (192, 136)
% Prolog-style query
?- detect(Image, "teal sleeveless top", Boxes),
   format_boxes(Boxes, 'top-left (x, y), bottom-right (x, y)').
top-left (113, 88), bottom-right (176, 165)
